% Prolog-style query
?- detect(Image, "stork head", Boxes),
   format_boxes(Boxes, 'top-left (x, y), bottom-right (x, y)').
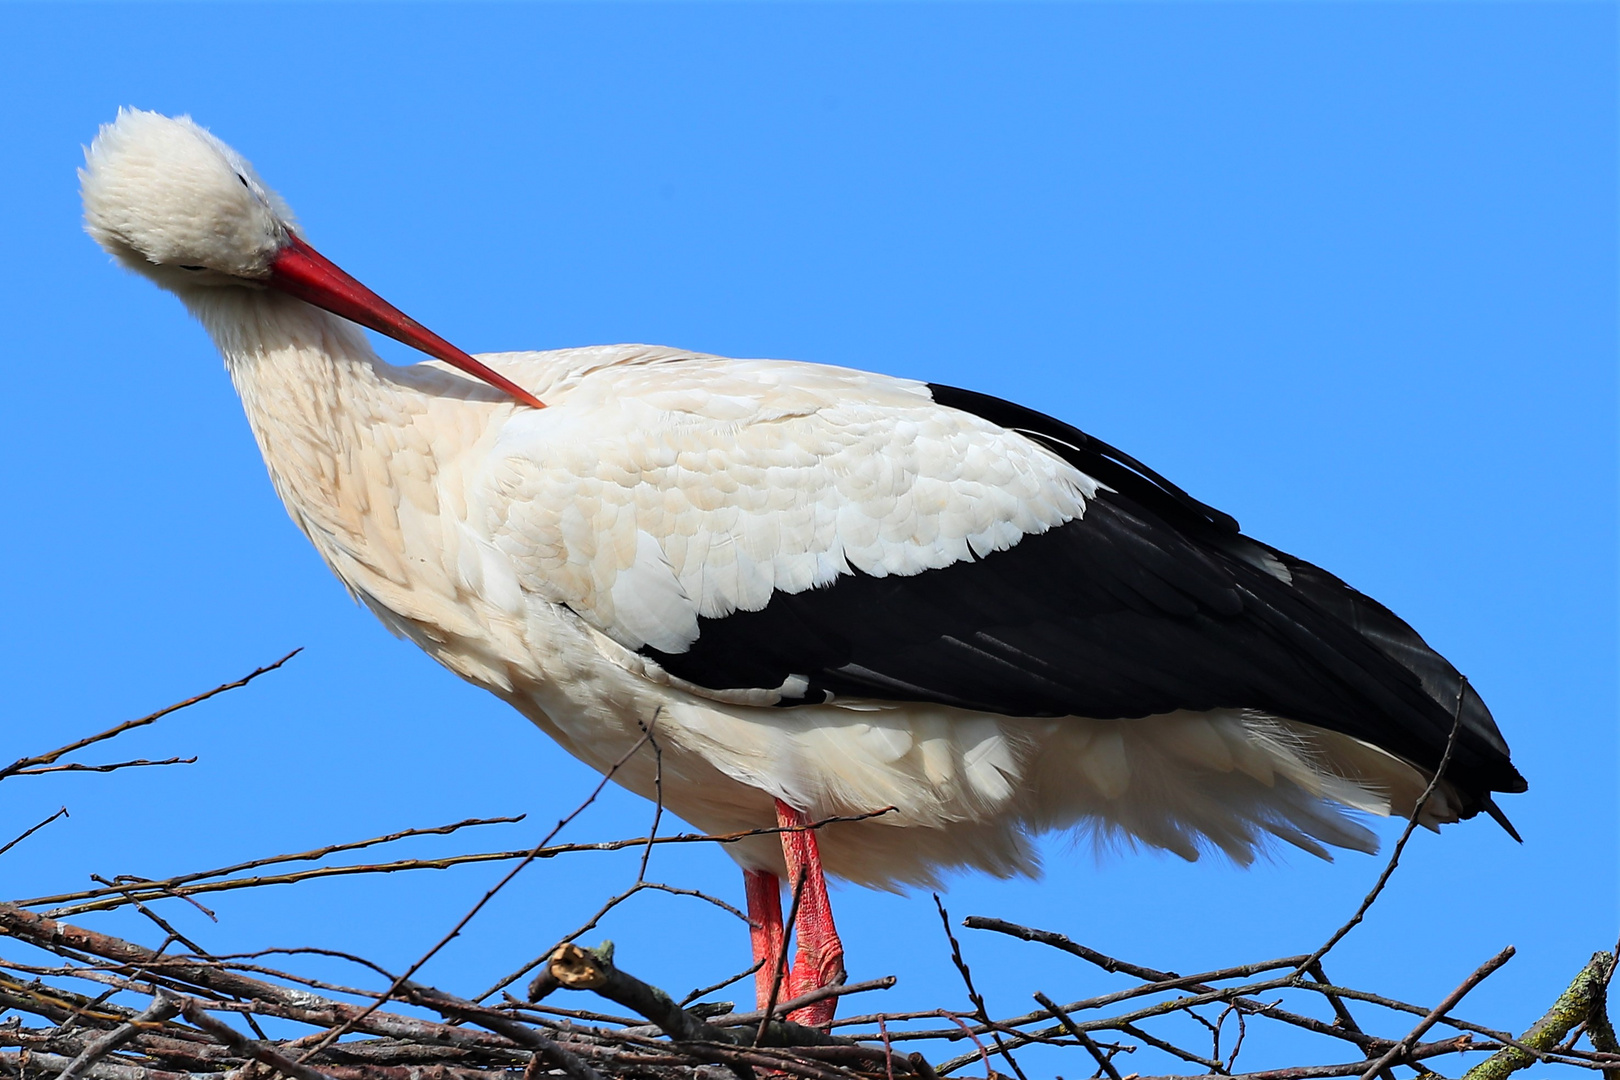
top-left (80, 108), bottom-right (544, 408)
top-left (81, 109), bottom-right (293, 286)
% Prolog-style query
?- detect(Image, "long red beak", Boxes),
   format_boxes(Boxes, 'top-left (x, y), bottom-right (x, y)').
top-left (267, 233), bottom-right (544, 409)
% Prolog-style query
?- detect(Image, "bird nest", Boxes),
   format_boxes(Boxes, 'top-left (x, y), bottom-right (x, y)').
top-left (3, 657), bottom-right (1616, 1080)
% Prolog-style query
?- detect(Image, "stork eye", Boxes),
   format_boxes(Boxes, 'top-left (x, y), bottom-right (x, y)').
top-left (178, 264), bottom-right (207, 272)
top-left (237, 173), bottom-right (249, 188)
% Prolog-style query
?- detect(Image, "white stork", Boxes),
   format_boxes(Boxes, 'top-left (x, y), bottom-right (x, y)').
top-left (80, 109), bottom-right (1525, 1026)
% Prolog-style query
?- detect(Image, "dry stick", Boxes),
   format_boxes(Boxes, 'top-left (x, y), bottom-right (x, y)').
top-left (0, 807), bottom-right (68, 858)
top-left (521, 880), bottom-right (752, 1003)
top-left (83, 880), bottom-right (268, 1049)
top-left (1462, 951), bottom-right (1618, 1080)
top-left (1296, 685), bottom-right (1468, 977)
top-left (203, 945), bottom-right (399, 985)
top-left (635, 714), bottom-right (663, 884)
top-left (397, 981), bottom-right (603, 1080)
top-left (172, 994), bottom-right (336, 1080)
top-left (1123, 1036), bottom-right (1477, 1080)
top-left (757, 868), bottom-right (809, 1047)
top-left (1113, 1020), bottom-right (1221, 1072)
top-left (681, 958), bottom-right (765, 1007)
top-left (933, 896), bottom-right (1026, 1080)
top-left (952, 926), bottom-right (1360, 1054)
top-left (1305, 961), bottom-right (1392, 1080)
top-left (9, 757), bottom-right (196, 777)
top-left (0, 650), bottom-right (299, 782)
top-left (21, 814), bottom-right (527, 911)
top-left (930, 975), bottom-right (1310, 1074)
top-left (935, 1013), bottom-right (995, 1079)
top-left (1033, 991), bottom-right (1121, 1080)
top-left (712, 977), bottom-right (898, 1030)
top-left (1357, 945), bottom-right (1515, 1079)
top-left (0, 1049), bottom-right (212, 1080)
top-left (1260, 975), bottom-right (1562, 1058)
top-left (962, 917), bottom-right (1309, 1002)
top-left (471, 811), bottom-right (883, 1004)
top-left (1220, 999), bottom-right (1251, 1072)
top-left (0, 906), bottom-right (531, 1056)
top-left (292, 728), bottom-right (656, 1064)
top-left (54, 995), bottom-right (182, 1080)
top-left (92, 878), bottom-right (272, 1042)
top-left (29, 810), bottom-right (895, 919)
top-left (542, 944), bottom-right (740, 1047)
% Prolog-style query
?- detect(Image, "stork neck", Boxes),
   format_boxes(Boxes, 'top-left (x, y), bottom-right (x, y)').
top-left (183, 286), bottom-right (427, 579)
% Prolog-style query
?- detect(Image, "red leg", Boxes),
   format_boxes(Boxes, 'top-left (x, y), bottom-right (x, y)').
top-left (743, 868), bottom-right (784, 1011)
top-left (774, 799), bottom-right (846, 1028)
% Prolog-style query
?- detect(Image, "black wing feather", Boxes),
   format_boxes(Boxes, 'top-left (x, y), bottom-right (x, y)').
top-left (639, 383), bottom-right (1526, 816)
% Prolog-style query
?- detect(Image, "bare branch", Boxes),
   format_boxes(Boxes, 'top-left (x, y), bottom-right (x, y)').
top-left (0, 806), bottom-right (68, 858)
top-left (55, 994), bottom-right (182, 1080)
top-left (9, 757), bottom-right (196, 777)
top-left (1295, 686), bottom-right (1468, 975)
top-left (0, 651), bottom-right (299, 783)
top-left (1358, 945), bottom-right (1515, 1078)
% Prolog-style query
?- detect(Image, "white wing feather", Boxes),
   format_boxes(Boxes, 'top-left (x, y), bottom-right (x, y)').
top-left (462, 347), bottom-right (1098, 656)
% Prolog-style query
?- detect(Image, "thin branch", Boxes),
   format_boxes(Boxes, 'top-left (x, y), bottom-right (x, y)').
top-left (293, 728), bottom-right (658, 1061)
top-left (1358, 946), bottom-right (1515, 1078)
top-left (1462, 951), bottom-right (1616, 1080)
top-left (398, 981), bottom-right (604, 1080)
top-left (757, 868), bottom-right (809, 1047)
top-left (935, 897), bottom-right (1025, 1080)
top-left (9, 757), bottom-right (196, 777)
top-left (173, 993), bottom-right (336, 1080)
top-left (1295, 685), bottom-right (1467, 975)
top-left (21, 814), bottom-right (527, 912)
top-left (0, 651), bottom-right (299, 782)
top-left (1033, 991), bottom-right (1121, 1080)
top-left (0, 807), bottom-right (68, 858)
top-left (55, 994), bottom-right (181, 1080)
top-left (636, 713), bottom-right (663, 884)
top-left (28, 810), bottom-right (894, 919)
top-left (681, 960), bottom-right (766, 1008)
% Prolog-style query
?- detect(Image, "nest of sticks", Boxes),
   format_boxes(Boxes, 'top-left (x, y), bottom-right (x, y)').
top-left (3, 656), bottom-right (1617, 1080)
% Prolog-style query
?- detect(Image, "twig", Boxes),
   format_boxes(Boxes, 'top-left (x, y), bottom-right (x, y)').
top-left (0, 651), bottom-right (298, 783)
top-left (294, 729), bottom-right (657, 1061)
top-left (398, 980), bottom-right (603, 1080)
top-left (1296, 687), bottom-right (1467, 975)
top-left (1305, 961), bottom-right (1390, 1080)
top-left (935, 897), bottom-right (1025, 1080)
top-left (682, 960), bottom-right (766, 1008)
top-left (758, 869), bottom-right (809, 1047)
top-left (1033, 991), bottom-right (1121, 1080)
top-left (9, 757), bottom-right (196, 777)
top-left (712, 978), bottom-right (898, 1029)
top-left (636, 713), bottom-right (663, 884)
top-left (0, 807), bottom-right (68, 858)
top-left (29, 811), bottom-right (895, 919)
top-left (55, 994), bottom-right (182, 1080)
top-left (963, 917), bottom-right (1308, 990)
top-left (1462, 952), bottom-right (1617, 1080)
top-left (22, 814), bottom-right (527, 912)
top-left (173, 993), bottom-right (336, 1080)
top-left (544, 944), bottom-right (739, 1047)
top-left (1358, 945), bottom-right (1514, 1078)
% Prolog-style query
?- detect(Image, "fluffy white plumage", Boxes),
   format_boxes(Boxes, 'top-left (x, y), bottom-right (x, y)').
top-left (81, 109), bottom-right (1454, 890)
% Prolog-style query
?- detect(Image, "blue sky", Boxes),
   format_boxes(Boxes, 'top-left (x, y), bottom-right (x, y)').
top-left (1, 3), bottom-right (1614, 1073)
